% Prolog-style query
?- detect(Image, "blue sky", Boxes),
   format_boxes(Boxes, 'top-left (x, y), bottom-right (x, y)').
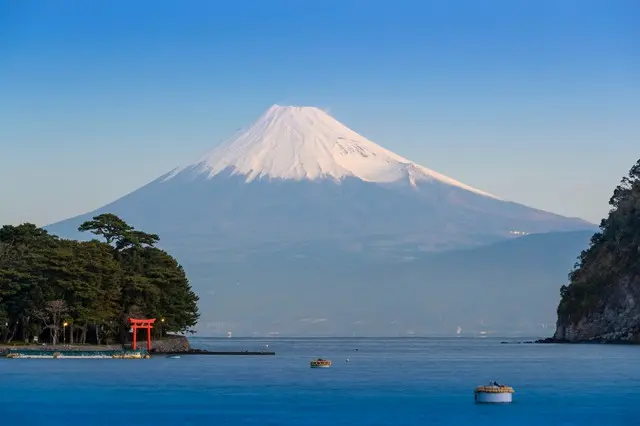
top-left (1, 0), bottom-right (638, 225)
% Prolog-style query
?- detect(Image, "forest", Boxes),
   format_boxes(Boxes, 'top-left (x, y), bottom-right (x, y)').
top-left (0, 213), bottom-right (199, 345)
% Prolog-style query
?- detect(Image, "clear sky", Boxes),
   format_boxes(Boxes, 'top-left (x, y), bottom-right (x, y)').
top-left (1, 0), bottom-right (638, 226)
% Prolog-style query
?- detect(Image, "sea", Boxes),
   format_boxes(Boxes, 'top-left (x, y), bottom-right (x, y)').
top-left (1, 337), bottom-right (637, 425)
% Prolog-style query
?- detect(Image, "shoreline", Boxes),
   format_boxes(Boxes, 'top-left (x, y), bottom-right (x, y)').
top-left (534, 337), bottom-right (640, 345)
top-left (0, 340), bottom-right (276, 356)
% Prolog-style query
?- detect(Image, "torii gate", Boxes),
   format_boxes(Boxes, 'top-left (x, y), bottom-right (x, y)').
top-left (129, 318), bottom-right (156, 351)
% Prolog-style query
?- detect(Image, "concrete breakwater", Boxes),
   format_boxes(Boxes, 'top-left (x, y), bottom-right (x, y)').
top-left (1, 336), bottom-right (276, 356)
top-left (0, 336), bottom-right (191, 354)
top-left (0, 345), bottom-right (130, 355)
top-left (1, 347), bottom-right (275, 357)
top-left (4, 348), bottom-right (149, 359)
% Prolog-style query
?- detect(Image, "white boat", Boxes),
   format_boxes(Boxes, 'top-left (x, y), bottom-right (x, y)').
top-left (474, 383), bottom-right (514, 403)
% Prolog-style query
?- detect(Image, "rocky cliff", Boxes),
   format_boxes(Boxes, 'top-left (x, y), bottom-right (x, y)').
top-left (130, 335), bottom-right (191, 352)
top-left (552, 158), bottom-right (640, 343)
top-left (151, 335), bottom-right (191, 352)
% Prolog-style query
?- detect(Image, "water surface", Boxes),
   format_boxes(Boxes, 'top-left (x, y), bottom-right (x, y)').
top-left (1, 337), bottom-right (637, 425)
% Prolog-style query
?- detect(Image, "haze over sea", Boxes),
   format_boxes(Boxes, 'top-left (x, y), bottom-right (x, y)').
top-left (1, 338), bottom-right (636, 425)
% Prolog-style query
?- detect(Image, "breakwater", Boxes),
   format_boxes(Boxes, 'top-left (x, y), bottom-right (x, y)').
top-left (0, 336), bottom-right (277, 356)
top-left (4, 348), bottom-right (149, 359)
top-left (0, 346), bottom-right (276, 357)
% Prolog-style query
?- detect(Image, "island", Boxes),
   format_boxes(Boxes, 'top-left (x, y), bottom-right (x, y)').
top-left (0, 213), bottom-right (200, 350)
top-left (543, 158), bottom-right (640, 343)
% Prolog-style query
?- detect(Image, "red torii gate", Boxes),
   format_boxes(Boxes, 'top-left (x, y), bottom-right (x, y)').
top-left (129, 318), bottom-right (156, 351)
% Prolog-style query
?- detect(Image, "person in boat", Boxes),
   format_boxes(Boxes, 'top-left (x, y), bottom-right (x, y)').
top-left (492, 381), bottom-right (501, 387)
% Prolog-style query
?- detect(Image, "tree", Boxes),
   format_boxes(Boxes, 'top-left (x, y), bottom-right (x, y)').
top-left (63, 240), bottom-right (122, 344)
top-left (135, 247), bottom-right (200, 334)
top-left (35, 300), bottom-right (68, 345)
top-left (115, 230), bottom-right (160, 251)
top-left (78, 214), bottom-right (133, 245)
top-left (0, 242), bottom-right (14, 268)
top-left (0, 223), bottom-right (52, 246)
top-left (0, 224), bottom-right (59, 343)
top-left (78, 214), bottom-right (159, 251)
top-left (557, 158), bottom-right (640, 320)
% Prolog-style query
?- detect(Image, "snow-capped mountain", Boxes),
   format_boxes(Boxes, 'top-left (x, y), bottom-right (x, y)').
top-left (47, 104), bottom-right (592, 259)
top-left (44, 104), bottom-right (597, 335)
top-left (165, 105), bottom-right (496, 198)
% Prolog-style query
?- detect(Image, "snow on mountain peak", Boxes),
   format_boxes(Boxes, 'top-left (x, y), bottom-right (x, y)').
top-left (165, 104), bottom-right (498, 199)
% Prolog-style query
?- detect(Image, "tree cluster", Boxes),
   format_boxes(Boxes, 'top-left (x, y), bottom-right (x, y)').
top-left (558, 158), bottom-right (640, 321)
top-left (0, 214), bottom-right (199, 345)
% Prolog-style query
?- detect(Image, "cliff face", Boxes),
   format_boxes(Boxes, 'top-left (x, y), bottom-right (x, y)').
top-left (554, 275), bottom-right (640, 342)
top-left (151, 335), bottom-right (191, 352)
top-left (553, 159), bottom-right (640, 343)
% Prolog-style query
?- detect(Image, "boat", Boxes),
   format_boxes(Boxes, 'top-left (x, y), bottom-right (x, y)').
top-left (474, 382), bottom-right (514, 403)
top-left (310, 358), bottom-right (332, 368)
top-left (167, 355), bottom-right (181, 359)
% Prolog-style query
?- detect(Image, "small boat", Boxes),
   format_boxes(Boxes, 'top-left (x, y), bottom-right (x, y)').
top-left (474, 382), bottom-right (514, 403)
top-left (310, 358), bottom-right (332, 368)
top-left (167, 355), bottom-right (181, 359)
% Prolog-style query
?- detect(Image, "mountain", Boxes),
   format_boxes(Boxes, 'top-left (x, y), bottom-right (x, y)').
top-left (47, 105), bottom-right (592, 259)
top-left (43, 104), bottom-right (598, 336)
top-left (185, 230), bottom-right (594, 336)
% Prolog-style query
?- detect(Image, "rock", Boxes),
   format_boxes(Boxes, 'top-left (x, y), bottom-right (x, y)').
top-left (553, 276), bottom-right (640, 343)
top-left (535, 337), bottom-right (566, 343)
top-left (149, 335), bottom-right (191, 353)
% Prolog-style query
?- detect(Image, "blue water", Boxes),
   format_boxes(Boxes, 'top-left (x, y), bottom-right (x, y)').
top-left (1, 338), bottom-right (637, 425)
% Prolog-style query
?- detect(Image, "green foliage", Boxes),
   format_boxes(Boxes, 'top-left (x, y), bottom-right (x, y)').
top-left (0, 214), bottom-right (199, 344)
top-left (557, 158), bottom-right (640, 322)
top-left (78, 213), bottom-right (160, 251)
top-left (77, 213), bottom-right (133, 245)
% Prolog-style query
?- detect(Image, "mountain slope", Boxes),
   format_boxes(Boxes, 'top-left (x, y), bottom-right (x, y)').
top-left (46, 104), bottom-right (592, 257)
top-left (185, 230), bottom-right (594, 336)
